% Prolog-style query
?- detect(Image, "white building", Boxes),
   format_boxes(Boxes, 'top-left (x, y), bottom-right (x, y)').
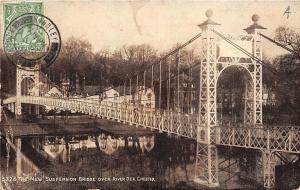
top-left (45, 86), bottom-right (63, 98)
top-left (81, 86), bottom-right (155, 110)
top-left (129, 87), bottom-right (155, 109)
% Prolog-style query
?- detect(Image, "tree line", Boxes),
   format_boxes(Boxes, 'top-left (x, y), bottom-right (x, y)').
top-left (1, 26), bottom-right (299, 115)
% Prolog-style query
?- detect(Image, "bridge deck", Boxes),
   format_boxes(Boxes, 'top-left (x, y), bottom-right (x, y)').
top-left (3, 96), bottom-right (300, 154)
top-left (1, 118), bottom-right (154, 137)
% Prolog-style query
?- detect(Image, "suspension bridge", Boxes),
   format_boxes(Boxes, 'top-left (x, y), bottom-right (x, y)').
top-left (1, 10), bottom-right (300, 189)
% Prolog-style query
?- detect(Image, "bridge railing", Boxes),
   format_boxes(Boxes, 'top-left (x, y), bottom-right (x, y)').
top-left (3, 96), bottom-right (17, 104)
top-left (16, 96), bottom-right (199, 139)
top-left (4, 96), bottom-right (300, 154)
top-left (215, 125), bottom-right (300, 154)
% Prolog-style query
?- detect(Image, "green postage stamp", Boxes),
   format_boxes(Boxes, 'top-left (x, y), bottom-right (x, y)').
top-left (3, 2), bottom-right (45, 52)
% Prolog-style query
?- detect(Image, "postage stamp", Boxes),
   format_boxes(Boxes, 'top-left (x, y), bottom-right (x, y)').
top-left (3, 2), bottom-right (61, 70)
top-left (3, 2), bottom-right (44, 52)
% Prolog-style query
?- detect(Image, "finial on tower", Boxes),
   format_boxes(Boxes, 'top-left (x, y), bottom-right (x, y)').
top-left (198, 9), bottom-right (220, 31)
top-left (244, 14), bottom-right (266, 34)
top-left (205, 9), bottom-right (213, 18)
top-left (252, 14), bottom-right (259, 23)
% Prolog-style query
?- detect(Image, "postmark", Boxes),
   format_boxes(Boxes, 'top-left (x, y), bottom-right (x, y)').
top-left (3, 13), bottom-right (61, 71)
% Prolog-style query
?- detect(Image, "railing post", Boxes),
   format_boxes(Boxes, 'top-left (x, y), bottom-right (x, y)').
top-left (153, 111), bottom-right (156, 130)
top-left (106, 104), bottom-right (108, 118)
top-left (120, 106), bottom-right (123, 122)
top-left (267, 128), bottom-right (270, 150)
top-left (129, 109), bottom-right (132, 125)
top-left (145, 110), bottom-right (148, 128)
top-left (248, 129), bottom-right (251, 147)
top-left (97, 105), bottom-right (100, 117)
top-left (170, 111), bottom-right (173, 134)
top-left (288, 127), bottom-right (293, 152)
top-left (160, 112), bottom-right (164, 132)
top-left (117, 102), bottom-right (120, 121)
top-left (125, 106), bottom-right (128, 123)
top-left (177, 113), bottom-right (181, 134)
top-left (138, 108), bottom-right (141, 126)
top-left (150, 110), bottom-right (152, 128)
top-left (232, 127), bottom-right (235, 145)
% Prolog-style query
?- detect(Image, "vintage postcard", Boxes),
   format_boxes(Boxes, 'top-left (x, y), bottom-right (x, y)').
top-left (0, 0), bottom-right (300, 190)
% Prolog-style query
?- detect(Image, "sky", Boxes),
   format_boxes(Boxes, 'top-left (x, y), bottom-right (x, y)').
top-left (1, 0), bottom-right (300, 58)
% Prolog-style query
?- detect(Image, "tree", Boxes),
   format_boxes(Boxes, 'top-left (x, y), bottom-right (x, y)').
top-left (275, 26), bottom-right (300, 53)
top-left (47, 37), bottom-right (94, 91)
top-left (120, 44), bottom-right (157, 64)
top-left (107, 44), bottom-right (158, 86)
top-left (272, 54), bottom-right (300, 112)
top-left (273, 26), bottom-right (300, 113)
top-left (0, 49), bottom-right (16, 96)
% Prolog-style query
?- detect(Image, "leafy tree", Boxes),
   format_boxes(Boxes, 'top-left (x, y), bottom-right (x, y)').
top-left (46, 37), bottom-right (94, 91)
top-left (273, 27), bottom-right (300, 112)
top-left (260, 26), bottom-right (300, 118)
top-left (0, 49), bottom-right (16, 96)
top-left (272, 54), bottom-right (300, 112)
top-left (275, 26), bottom-right (300, 53)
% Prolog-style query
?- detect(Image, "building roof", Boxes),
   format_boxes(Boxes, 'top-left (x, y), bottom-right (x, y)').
top-left (116, 86), bottom-right (155, 96)
top-left (45, 87), bottom-right (63, 97)
top-left (84, 85), bottom-right (154, 97)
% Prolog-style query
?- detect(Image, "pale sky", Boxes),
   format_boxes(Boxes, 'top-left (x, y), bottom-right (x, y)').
top-left (2, 0), bottom-right (300, 58)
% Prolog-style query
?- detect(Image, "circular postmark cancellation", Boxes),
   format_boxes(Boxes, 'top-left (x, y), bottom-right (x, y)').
top-left (3, 13), bottom-right (61, 71)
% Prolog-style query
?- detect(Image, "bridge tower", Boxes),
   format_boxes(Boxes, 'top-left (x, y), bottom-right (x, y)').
top-left (244, 14), bottom-right (264, 125)
top-left (195, 9), bottom-right (220, 187)
top-left (15, 67), bottom-right (40, 116)
top-left (195, 10), bottom-right (265, 187)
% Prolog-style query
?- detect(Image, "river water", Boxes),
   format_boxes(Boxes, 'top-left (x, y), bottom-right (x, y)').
top-left (1, 128), bottom-right (299, 190)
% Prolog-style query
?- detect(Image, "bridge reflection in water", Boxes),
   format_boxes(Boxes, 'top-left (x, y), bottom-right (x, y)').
top-left (40, 133), bottom-right (155, 162)
top-left (1, 129), bottom-right (199, 190)
top-left (1, 127), bottom-right (299, 190)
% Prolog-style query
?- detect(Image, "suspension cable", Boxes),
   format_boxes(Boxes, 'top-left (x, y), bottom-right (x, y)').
top-left (129, 79), bottom-right (132, 104)
top-left (189, 63), bottom-right (192, 114)
top-left (212, 29), bottom-right (279, 76)
top-left (124, 81), bottom-right (126, 103)
top-left (213, 29), bottom-right (299, 89)
top-left (151, 65), bottom-right (154, 88)
top-left (118, 85), bottom-right (120, 108)
top-left (136, 75), bottom-right (139, 105)
top-left (119, 61), bottom-right (200, 105)
top-left (137, 32), bottom-right (202, 76)
top-left (177, 51), bottom-right (180, 111)
top-left (143, 71), bottom-right (146, 93)
top-left (158, 62), bottom-right (200, 88)
top-left (97, 32), bottom-right (202, 111)
top-left (159, 61), bottom-right (162, 110)
top-left (93, 33), bottom-right (202, 111)
top-left (258, 33), bottom-right (299, 56)
top-left (115, 32), bottom-right (203, 93)
top-left (213, 29), bottom-right (299, 114)
top-left (167, 58), bottom-right (171, 111)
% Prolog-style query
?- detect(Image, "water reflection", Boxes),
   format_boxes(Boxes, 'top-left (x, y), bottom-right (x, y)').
top-left (41, 133), bottom-right (155, 162)
top-left (4, 130), bottom-right (295, 190)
